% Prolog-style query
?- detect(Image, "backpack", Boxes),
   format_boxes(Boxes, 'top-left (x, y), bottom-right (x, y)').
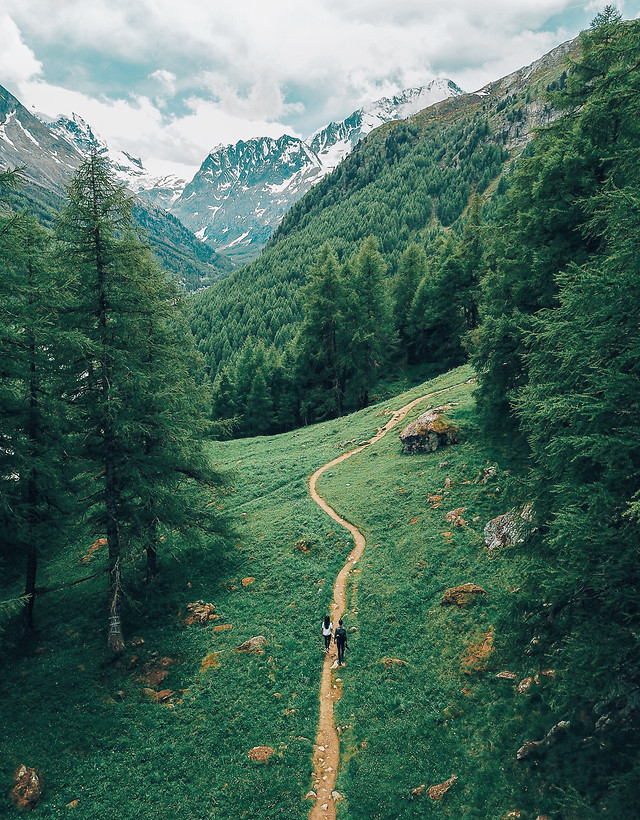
top-left (335, 626), bottom-right (347, 643)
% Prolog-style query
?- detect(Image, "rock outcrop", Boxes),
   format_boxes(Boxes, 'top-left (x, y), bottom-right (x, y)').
top-left (516, 720), bottom-right (570, 760)
top-left (399, 407), bottom-right (457, 454)
top-left (10, 765), bottom-right (43, 811)
top-left (441, 583), bottom-right (486, 607)
top-left (484, 503), bottom-right (534, 552)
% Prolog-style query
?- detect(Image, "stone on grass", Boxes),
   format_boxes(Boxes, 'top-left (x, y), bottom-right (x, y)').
top-left (518, 677), bottom-right (534, 694)
top-left (445, 507), bottom-right (467, 527)
top-left (484, 503), bottom-right (535, 552)
top-left (441, 584), bottom-right (486, 607)
top-left (235, 635), bottom-right (267, 654)
top-left (184, 601), bottom-right (217, 625)
top-left (399, 407), bottom-right (458, 454)
top-left (496, 671), bottom-right (518, 681)
top-left (10, 765), bottom-right (43, 811)
top-left (427, 775), bottom-right (458, 801)
top-left (382, 657), bottom-right (408, 669)
top-left (248, 746), bottom-right (275, 763)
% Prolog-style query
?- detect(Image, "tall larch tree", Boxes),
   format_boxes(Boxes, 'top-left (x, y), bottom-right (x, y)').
top-left (0, 171), bottom-right (74, 638)
top-left (344, 236), bottom-right (393, 409)
top-left (56, 153), bottom-right (226, 652)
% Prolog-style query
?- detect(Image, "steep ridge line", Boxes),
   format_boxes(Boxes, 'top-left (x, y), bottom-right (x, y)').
top-left (307, 383), bottom-right (465, 819)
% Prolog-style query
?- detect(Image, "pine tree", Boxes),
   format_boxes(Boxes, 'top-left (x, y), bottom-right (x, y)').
top-left (296, 243), bottom-right (348, 422)
top-left (0, 173), bottom-right (74, 637)
top-left (56, 153), bottom-right (226, 651)
top-left (480, 13), bottom-right (640, 811)
top-left (344, 236), bottom-right (394, 409)
top-left (393, 242), bottom-right (428, 351)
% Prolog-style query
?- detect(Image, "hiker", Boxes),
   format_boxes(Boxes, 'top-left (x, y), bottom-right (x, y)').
top-left (334, 618), bottom-right (348, 665)
top-left (321, 614), bottom-right (333, 652)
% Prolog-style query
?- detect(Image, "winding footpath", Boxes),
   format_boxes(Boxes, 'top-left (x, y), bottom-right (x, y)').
top-left (307, 385), bottom-right (461, 819)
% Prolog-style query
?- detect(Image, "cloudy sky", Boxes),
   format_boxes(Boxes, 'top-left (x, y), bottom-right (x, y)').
top-left (1, 0), bottom-right (639, 178)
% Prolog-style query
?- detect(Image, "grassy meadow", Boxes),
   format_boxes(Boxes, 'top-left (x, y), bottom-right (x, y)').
top-left (2, 365), bottom-right (554, 818)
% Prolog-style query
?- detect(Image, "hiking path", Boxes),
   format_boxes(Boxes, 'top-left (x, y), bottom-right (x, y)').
top-left (307, 385), bottom-right (459, 819)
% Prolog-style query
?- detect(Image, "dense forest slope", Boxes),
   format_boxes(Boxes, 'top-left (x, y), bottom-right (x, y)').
top-left (189, 37), bottom-right (574, 374)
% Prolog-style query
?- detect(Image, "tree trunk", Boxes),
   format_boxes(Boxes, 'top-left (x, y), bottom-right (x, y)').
top-left (21, 300), bottom-right (39, 639)
top-left (105, 434), bottom-right (124, 654)
top-left (146, 518), bottom-right (158, 583)
top-left (20, 540), bottom-right (37, 638)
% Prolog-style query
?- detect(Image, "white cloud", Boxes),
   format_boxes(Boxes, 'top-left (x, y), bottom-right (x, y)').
top-left (0, 12), bottom-right (42, 85)
top-left (149, 69), bottom-right (177, 98)
top-left (3, 0), bottom-right (638, 172)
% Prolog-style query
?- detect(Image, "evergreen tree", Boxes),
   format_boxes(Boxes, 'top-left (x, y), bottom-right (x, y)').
top-left (245, 367), bottom-right (273, 436)
top-left (406, 235), bottom-right (467, 370)
top-left (56, 153), bottom-right (225, 651)
top-left (0, 173), bottom-right (74, 637)
top-left (478, 12), bottom-right (640, 811)
top-left (296, 243), bottom-right (348, 422)
top-left (344, 236), bottom-right (393, 409)
top-left (393, 242), bottom-right (428, 351)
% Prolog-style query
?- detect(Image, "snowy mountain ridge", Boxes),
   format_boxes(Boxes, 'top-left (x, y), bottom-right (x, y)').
top-left (157, 78), bottom-right (464, 261)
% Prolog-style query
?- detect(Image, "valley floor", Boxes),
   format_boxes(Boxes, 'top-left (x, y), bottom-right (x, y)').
top-left (2, 365), bottom-right (559, 819)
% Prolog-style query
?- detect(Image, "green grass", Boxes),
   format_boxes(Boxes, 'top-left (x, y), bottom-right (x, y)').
top-left (1, 365), bottom-right (556, 819)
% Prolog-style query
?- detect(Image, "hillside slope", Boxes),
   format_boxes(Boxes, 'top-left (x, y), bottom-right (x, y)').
top-left (0, 367), bottom-right (578, 819)
top-left (190, 37), bottom-right (575, 373)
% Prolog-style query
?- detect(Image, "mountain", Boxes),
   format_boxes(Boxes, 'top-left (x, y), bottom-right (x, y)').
top-left (1, 77), bottom-right (465, 268)
top-left (142, 79), bottom-right (464, 264)
top-left (0, 85), bottom-right (234, 290)
top-left (167, 135), bottom-right (325, 265)
top-left (189, 37), bottom-right (576, 377)
top-left (307, 79), bottom-right (464, 170)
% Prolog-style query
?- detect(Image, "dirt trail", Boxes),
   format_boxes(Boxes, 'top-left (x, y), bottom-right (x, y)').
top-left (307, 386), bottom-right (459, 819)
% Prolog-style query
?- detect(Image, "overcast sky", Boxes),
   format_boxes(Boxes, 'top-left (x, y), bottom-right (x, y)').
top-left (1, 0), bottom-right (639, 178)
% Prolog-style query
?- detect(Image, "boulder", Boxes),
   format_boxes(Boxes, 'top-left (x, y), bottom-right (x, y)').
top-left (399, 407), bottom-right (458, 454)
top-left (517, 721), bottom-right (570, 761)
top-left (484, 503), bottom-right (534, 552)
top-left (235, 635), bottom-right (267, 654)
top-left (441, 583), bottom-right (486, 607)
top-left (427, 775), bottom-right (457, 801)
top-left (10, 765), bottom-right (43, 811)
top-left (248, 746), bottom-right (275, 763)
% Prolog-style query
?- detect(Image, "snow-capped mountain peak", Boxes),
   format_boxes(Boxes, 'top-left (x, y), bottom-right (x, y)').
top-left (307, 79), bottom-right (464, 172)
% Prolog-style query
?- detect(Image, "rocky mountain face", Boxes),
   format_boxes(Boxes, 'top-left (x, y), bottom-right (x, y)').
top-left (0, 85), bottom-right (82, 194)
top-left (168, 135), bottom-right (325, 263)
top-left (307, 80), bottom-right (464, 170)
top-left (47, 112), bottom-right (188, 208)
top-left (148, 79), bottom-right (464, 262)
top-left (0, 85), bottom-right (233, 289)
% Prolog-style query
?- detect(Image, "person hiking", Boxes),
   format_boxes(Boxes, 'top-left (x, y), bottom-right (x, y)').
top-left (321, 614), bottom-right (333, 652)
top-left (334, 619), bottom-right (348, 665)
